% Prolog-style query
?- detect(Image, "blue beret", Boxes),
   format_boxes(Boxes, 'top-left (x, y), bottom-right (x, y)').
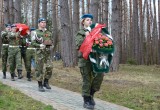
top-left (38, 18), bottom-right (46, 23)
top-left (5, 24), bottom-right (11, 27)
top-left (81, 14), bottom-right (93, 20)
top-left (11, 24), bottom-right (17, 28)
top-left (30, 28), bottom-right (36, 31)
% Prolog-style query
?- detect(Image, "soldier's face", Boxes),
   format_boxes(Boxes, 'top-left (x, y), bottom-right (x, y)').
top-left (11, 27), bottom-right (17, 32)
top-left (6, 27), bottom-right (11, 32)
top-left (39, 21), bottom-right (46, 28)
top-left (83, 18), bottom-right (92, 27)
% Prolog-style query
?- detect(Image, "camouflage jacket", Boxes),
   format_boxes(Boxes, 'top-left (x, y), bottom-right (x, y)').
top-left (75, 25), bottom-right (110, 67)
top-left (75, 28), bottom-right (90, 67)
top-left (19, 35), bottom-right (29, 47)
top-left (1, 30), bottom-right (9, 44)
top-left (8, 31), bottom-right (21, 46)
top-left (31, 29), bottom-right (52, 48)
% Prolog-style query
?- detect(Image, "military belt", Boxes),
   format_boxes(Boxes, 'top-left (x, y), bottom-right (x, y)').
top-left (19, 46), bottom-right (27, 47)
top-left (9, 45), bottom-right (19, 48)
top-left (27, 48), bottom-right (36, 50)
top-left (2, 44), bottom-right (9, 46)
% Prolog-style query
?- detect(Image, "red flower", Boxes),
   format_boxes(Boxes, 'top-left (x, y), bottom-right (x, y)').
top-left (99, 43), bottom-right (103, 47)
top-left (104, 43), bottom-right (108, 47)
top-left (95, 41), bottom-right (99, 44)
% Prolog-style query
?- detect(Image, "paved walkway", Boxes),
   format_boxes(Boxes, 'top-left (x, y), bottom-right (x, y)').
top-left (0, 72), bottom-right (132, 110)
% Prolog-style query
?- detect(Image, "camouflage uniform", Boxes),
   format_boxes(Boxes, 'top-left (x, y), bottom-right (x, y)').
top-left (8, 31), bottom-right (22, 80)
top-left (75, 28), bottom-right (104, 97)
top-left (1, 30), bottom-right (9, 78)
top-left (19, 35), bottom-right (28, 71)
top-left (31, 29), bottom-right (53, 82)
top-left (25, 35), bottom-right (36, 81)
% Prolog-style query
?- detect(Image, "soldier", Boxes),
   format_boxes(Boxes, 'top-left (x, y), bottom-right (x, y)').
top-left (19, 31), bottom-right (29, 79)
top-left (8, 24), bottom-right (23, 81)
top-left (75, 14), bottom-right (105, 109)
top-left (25, 28), bottom-right (36, 81)
top-left (31, 18), bottom-right (53, 92)
top-left (1, 24), bottom-right (11, 79)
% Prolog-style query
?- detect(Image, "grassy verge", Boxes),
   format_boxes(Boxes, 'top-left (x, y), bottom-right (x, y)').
top-left (50, 61), bottom-right (160, 110)
top-left (1, 59), bottom-right (160, 110)
top-left (0, 82), bottom-right (54, 110)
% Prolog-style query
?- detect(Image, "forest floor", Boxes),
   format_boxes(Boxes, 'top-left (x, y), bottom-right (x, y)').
top-left (1, 59), bottom-right (160, 110)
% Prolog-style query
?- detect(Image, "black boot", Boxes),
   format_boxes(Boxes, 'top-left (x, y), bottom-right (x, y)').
top-left (3, 72), bottom-right (6, 79)
top-left (38, 81), bottom-right (45, 92)
top-left (17, 70), bottom-right (23, 79)
top-left (90, 89), bottom-right (96, 106)
top-left (11, 73), bottom-right (15, 81)
top-left (43, 78), bottom-right (51, 89)
top-left (14, 73), bottom-right (17, 77)
top-left (26, 72), bottom-right (31, 81)
top-left (83, 96), bottom-right (94, 109)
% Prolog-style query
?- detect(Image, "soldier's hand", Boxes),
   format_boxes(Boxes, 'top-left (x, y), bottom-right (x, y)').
top-left (26, 30), bottom-right (30, 35)
top-left (40, 44), bottom-right (46, 49)
top-left (85, 31), bottom-right (90, 36)
top-left (19, 27), bottom-right (23, 32)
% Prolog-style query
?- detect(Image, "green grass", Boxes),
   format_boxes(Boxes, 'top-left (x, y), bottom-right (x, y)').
top-left (1, 59), bottom-right (160, 110)
top-left (0, 82), bottom-right (54, 110)
top-left (50, 61), bottom-right (160, 110)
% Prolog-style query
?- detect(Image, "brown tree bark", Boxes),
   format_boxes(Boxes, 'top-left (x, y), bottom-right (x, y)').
top-left (90, 0), bottom-right (99, 23)
top-left (4, 0), bottom-right (9, 24)
top-left (82, 0), bottom-right (85, 15)
top-left (34, 0), bottom-right (40, 28)
top-left (14, 0), bottom-right (21, 23)
top-left (42, 0), bottom-right (47, 18)
top-left (51, 0), bottom-right (58, 51)
top-left (158, 0), bottom-right (160, 64)
top-left (86, 0), bottom-right (90, 13)
top-left (59, 0), bottom-right (73, 67)
top-left (110, 0), bottom-right (122, 71)
top-left (9, 0), bottom-right (14, 24)
top-left (72, 0), bottom-right (79, 65)
top-left (32, 0), bottom-right (35, 27)
top-left (103, 0), bottom-right (109, 26)
top-left (132, 0), bottom-right (140, 64)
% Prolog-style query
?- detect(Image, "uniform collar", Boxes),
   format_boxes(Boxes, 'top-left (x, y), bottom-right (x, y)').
top-left (38, 28), bottom-right (47, 32)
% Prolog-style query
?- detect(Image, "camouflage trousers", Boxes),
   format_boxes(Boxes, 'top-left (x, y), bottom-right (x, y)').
top-left (8, 47), bottom-right (22, 74)
top-left (20, 47), bottom-right (27, 71)
top-left (80, 62), bottom-right (104, 96)
top-left (35, 48), bottom-right (53, 81)
top-left (1, 45), bottom-right (8, 72)
top-left (26, 48), bottom-right (36, 73)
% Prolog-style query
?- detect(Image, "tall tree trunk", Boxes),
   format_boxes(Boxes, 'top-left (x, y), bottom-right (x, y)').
top-left (110, 0), bottom-right (122, 71)
top-left (59, 0), bottom-right (73, 67)
top-left (86, 0), bottom-right (90, 13)
top-left (82, 0), bottom-right (84, 15)
top-left (129, 0), bottom-right (133, 60)
top-left (14, 0), bottom-right (21, 23)
top-left (52, 0), bottom-right (58, 48)
top-left (132, 0), bottom-right (140, 64)
top-left (9, 0), bottom-right (14, 24)
top-left (90, 0), bottom-right (99, 23)
top-left (158, 0), bottom-right (160, 64)
top-left (103, 0), bottom-right (109, 26)
top-left (0, 0), bottom-right (3, 58)
top-left (42, 0), bottom-right (47, 18)
top-left (32, 0), bottom-right (35, 27)
top-left (4, 0), bottom-right (9, 24)
top-left (146, 1), bottom-right (152, 65)
top-left (72, 0), bottom-right (79, 65)
top-left (34, 0), bottom-right (40, 28)
top-left (152, 0), bottom-right (158, 64)
top-left (51, 0), bottom-right (58, 60)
